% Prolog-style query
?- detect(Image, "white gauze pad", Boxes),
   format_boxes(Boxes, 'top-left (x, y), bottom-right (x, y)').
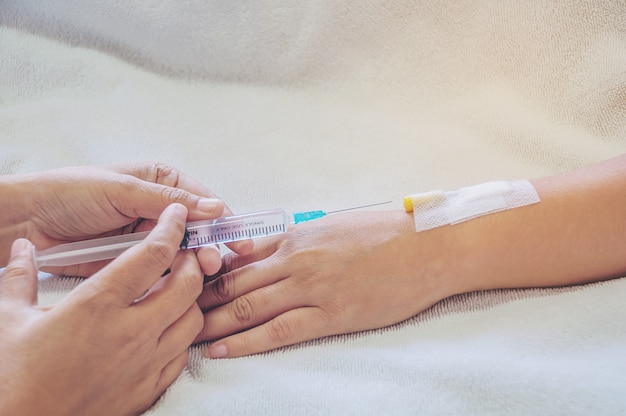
top-left (404, 180), bottom-right (540, 232)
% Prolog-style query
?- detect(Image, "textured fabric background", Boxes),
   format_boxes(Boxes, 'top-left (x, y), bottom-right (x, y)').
top-left (1, 1), bottom-right (625, 414)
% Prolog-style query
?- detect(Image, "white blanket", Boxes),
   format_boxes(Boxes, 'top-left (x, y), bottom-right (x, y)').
top-left (1, 1), bottom-right (625, 414)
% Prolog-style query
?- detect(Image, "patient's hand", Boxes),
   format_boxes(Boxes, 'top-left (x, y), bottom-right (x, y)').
top-left (196, 210), bottom-right (459, 358)
top-left (197, 155), bottom-right (626, 359)
top-left (0, 204), bottom-right (204, 415)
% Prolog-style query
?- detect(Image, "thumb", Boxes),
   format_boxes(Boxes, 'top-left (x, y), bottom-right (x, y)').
top-left (86, 203), bottom-right (189, 305)
top-left (124, 179), bottom-right (224, 222)
top-left (0, 239), bottom-right (38, 305)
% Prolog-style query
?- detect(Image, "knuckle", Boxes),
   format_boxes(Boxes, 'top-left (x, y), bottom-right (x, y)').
top-left (2, 263), bottom-right (29, 281)
top-left (160, 186), bottom-right (191, 205)
top-left (153, 163), bottom-right (178, 185)
top-left (142, 161), bottom-right (177, 185)
top-left (220, 252), bottom-right (237, 273)
top-left (268, 316), bottom-right (293, 346)
top-left (229, 296), bottom-right (256, 325)
top-left (211, 273), bottom-right (235, 304)
top-left (145, 240), bottom-right (175, 270)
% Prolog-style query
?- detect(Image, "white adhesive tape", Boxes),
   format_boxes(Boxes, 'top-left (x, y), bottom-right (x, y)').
top-left (404, 180), bottom-right (540, 232)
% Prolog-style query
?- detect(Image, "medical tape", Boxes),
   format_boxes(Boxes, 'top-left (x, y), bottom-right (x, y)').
top-left (404, 180), bottom-right (540, 232)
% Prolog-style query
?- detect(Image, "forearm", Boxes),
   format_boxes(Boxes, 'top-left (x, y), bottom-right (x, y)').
top-left (447, 154), bottom-right (626, 294)
top-left (196, 154), bottom-right (626, 358)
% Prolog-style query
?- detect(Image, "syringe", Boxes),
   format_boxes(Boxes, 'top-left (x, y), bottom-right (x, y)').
top-left (35, 201), bottom-right (391, 267)
top-left (36, 209), bottom-right (290, 268)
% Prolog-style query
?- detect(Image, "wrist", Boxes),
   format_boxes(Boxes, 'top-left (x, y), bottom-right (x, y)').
top-left (395, 211), bottom-right (469, 301)
top-left (442, 213), bottom-right (516, 294)
top-left (402, 202), bottom-right (540, 297)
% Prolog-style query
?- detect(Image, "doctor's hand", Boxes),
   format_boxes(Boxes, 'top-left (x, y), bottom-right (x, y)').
top-left (0, 204), bottom-right (204, 416)
top-left (196, 210), bottom-right (459, 358)
top-left (3, 162), bottom-right (252, 276)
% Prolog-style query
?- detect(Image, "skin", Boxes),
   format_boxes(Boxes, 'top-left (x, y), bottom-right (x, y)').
top-left (0, 162), bottom-right (252, 274)
top-left (197, 154), bottom-right (626, 358)
top-left (0, 162), bottom-right (252, 415)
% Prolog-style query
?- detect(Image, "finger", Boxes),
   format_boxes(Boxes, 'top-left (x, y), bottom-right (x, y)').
top-left (87, 203), bottom-right (188, 305)
top-left (197, 244), bottom-right (285, 310)
top-left (116, 162), bottom-right (253, 253)
top-left (203, 235), bottom-right (281, 282)
top-left (224, 238), bottom-right (254, 255)
top-left (156, 303), bottom-right (204, 362)
top-left (205, 307), bottom-right (331, 358)
top-left (115, 162), bottom-right (225, 221)
top-left (0, 239), bottom-right (38, 305)
top-left (131, 179), bottom-right (224, 221)
top-left (196, 245), bottom-right (222, 276)
top-left (136, 249), bottom-right (204, 330)
top-left (197, 276), bottom-right (305, 342)
top-left (224, 236), bottom-right (282, 272)
top-left (126, 195), bottom-right (252, 256)
top-left (118, 161), bottom-right (220, 200)
top-left (41, 217), bottom-right (158, 277)
top-left (218, 207), bottom-right (254, 255)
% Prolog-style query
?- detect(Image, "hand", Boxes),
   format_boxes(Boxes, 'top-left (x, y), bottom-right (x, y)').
top-left (196, 210), bottom-right (459, 358)
top-left (197, 155), bottom-right (626, 358)
top-left (0, 204), bottom-right (206, 415)
top-left (8, 162), bottom-right (252, 276)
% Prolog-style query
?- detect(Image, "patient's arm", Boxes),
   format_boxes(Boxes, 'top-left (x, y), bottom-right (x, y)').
top-left (459, 153), bottom-right (626, 291)
top-left (197, 154), bottom-right (626, 358)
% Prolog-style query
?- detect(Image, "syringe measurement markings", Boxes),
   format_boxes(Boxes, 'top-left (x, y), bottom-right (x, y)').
top-left (192, 223), bottom-right (286, 246)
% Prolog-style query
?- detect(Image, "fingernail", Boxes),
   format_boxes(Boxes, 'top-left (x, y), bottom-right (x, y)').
top-left (10, 238), bottom-right (32, 258)
top-left (197, 198), bottom-right (222, 213)
top-left (207, 343), bottom-right (228, 359)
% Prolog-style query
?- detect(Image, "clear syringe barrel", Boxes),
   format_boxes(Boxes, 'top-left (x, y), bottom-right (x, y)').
top-left (182, 209), bottom-right (290, 248)
top-left (35, 209), bottom-right (290, 268)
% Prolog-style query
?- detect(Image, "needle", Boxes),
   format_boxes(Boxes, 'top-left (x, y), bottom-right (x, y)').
top-left (292, 200), bottom-right (393, 224)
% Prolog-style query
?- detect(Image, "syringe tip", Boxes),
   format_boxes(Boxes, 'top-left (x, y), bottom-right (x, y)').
top-left (293, 210), bottom-right (326, 224)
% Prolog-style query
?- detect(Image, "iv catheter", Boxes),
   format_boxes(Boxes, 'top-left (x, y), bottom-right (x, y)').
top-left (35, 201), bottom-right (391, 268)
